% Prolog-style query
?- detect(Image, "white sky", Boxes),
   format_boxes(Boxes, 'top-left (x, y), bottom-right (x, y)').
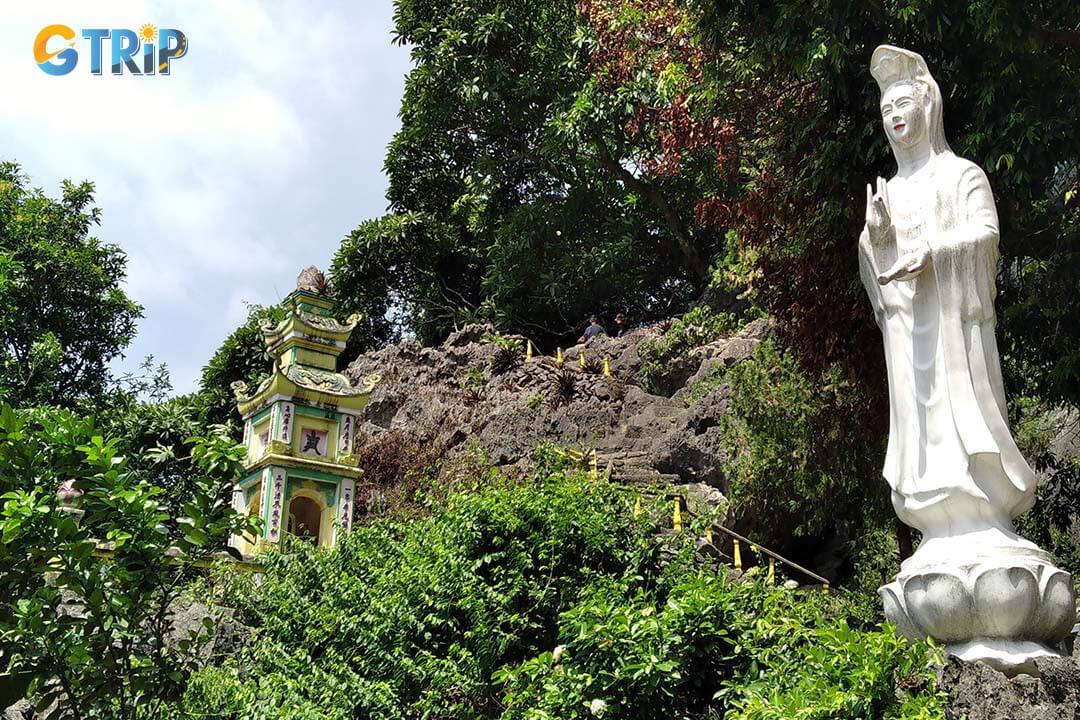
top-left (0, 1), bottom-right (411, 393)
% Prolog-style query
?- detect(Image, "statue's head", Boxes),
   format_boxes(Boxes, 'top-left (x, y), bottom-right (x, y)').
top-left (871, 45), bottom-right (951, 158)
top-left (880, 80), bottom-right (928, 148)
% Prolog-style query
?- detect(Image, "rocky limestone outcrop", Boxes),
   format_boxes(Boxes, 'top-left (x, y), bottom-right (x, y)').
top-left (345, 319), bottom-right (771, 496)
top-left (938, 649), bottom-right (1080, 719)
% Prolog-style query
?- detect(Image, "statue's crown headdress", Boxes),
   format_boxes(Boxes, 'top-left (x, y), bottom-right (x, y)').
top-left (869, 44), bottom-right (953, 157)
top-left (870, 45), bottom-right (931, 94)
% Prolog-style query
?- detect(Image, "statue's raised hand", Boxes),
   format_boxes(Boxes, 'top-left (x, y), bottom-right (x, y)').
top-left (865, 177), bottom-right (892, 245)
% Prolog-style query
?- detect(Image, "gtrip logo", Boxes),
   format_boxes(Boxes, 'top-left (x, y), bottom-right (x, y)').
top-left (34, 24), bottom-right (188, 76)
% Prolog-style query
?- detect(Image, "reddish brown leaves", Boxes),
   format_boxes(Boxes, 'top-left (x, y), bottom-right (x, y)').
top-left (578, 0), bottom-right (737, 179)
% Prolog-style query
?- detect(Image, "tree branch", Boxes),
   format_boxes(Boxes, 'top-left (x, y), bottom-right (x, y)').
top-left (591, 132), bottom-right (709, 286)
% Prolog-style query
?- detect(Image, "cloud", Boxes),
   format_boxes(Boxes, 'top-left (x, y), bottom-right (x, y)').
top-left (0, 0), bottom-right (411, 394)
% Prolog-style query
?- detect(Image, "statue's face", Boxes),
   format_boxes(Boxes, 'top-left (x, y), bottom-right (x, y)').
top-left (880, 82), bottom-right (925, 148)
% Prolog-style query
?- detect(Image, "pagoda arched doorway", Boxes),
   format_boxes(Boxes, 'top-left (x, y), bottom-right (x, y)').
top-left (288, 495), bottom-right (322, 544)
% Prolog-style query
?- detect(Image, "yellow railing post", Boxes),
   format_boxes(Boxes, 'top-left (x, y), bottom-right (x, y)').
top-left (579, 352), bottom-right (586, 370)
top-left (603, 357), bottom-right (612, 377)
top-left (733, 538), bottom-right (742, 570)
top-left (556, 347), bottom-right (564, 367)
top-left (526, 339), bottom-right (533, 360)
top-left (633, 497), bottom-right (641, 519)
top-left (823, 583), bottom-right (830, 596)
top-left (705, 526), bottom-right (714, 545)
top-left (768, 557), bottom-right (775, 585)
top-left (589, 450), bottom-right (598, 481)
top-left (673, 497), bottom-right (683, 533)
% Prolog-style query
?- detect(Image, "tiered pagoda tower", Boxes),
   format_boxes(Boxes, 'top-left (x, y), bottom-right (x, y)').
top-left (228, 267), bottom-right (377, 554)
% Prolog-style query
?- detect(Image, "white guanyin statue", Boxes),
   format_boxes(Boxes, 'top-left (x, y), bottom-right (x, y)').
top-left (858, 44), bottom-right (1076, 675)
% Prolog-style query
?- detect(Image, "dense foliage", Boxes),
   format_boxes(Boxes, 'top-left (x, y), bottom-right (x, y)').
top-left (708, 341), bottom-right (890, 543)
top-left (0, 403), bottom-right (257, 719)
top-left (330, 0), bottom-right (705, 347)
top-left (197, 304), bottom-right (286, 428)
top-left (105, 393), bottom-right (220, 517)
top-left (0, 162), bottom-right (142, 408)
top-left (184, 466), bottom-right (942, 719)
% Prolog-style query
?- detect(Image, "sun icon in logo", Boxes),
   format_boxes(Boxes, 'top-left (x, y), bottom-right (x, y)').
top-left (138, 23), bottom-right (158, 44)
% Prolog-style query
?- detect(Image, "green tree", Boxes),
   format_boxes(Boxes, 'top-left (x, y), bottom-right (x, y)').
top-left (675, 0), bottom-right (1080, 405)
top-left (196, 303), bottom-right (285, 428)
top-left (107, 393), bottom-right (211, 516)
top-left (0, 162), bottom-right (142, 408)
top-left (0, 404), bottom-right (257, 719)
top-left (331, 0), bottom-right (707, 347)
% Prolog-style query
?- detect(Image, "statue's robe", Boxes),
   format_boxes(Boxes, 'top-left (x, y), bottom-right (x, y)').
top-left (858, 154), bottom-right (1035, 534)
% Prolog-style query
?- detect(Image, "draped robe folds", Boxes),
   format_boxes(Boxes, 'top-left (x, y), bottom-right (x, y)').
top-left (858, 154), bottom-right (1036, 534)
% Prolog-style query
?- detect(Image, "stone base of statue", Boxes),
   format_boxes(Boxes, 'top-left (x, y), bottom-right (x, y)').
top-left (880, 539), bottom-right (1076, 677)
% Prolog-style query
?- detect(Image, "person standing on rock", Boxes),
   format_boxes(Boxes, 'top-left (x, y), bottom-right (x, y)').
top-left (614, 313), bottom-right (627, 337)
top-left (578, 316), bottom-right (606, 344)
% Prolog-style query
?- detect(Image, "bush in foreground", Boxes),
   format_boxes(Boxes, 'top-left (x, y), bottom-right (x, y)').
top-left (186, 466), bottom-right (943, 719)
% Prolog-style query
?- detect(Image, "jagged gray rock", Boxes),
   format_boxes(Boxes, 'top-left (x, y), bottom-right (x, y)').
top-left (167, 600), bottom-right (251, 661)
top-left (939, 654), bottom-right (1080, 719)
top-left (344, 320), bottom-right (770, 497)
top-left (2, 699), bottom-right (32, 720)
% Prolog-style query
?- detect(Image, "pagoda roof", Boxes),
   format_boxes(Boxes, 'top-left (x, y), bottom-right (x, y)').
top-left (231, 367), bottom-right (379, 417)
top-left (232, 265), bottom-right (379, 417)
top-left (260, 307), bottom-right (361, 350)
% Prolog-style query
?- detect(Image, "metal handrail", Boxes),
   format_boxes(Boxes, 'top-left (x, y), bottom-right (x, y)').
top-left (707, 520), bottom-right (830, 590)
top-left (624, 487), bottom-right (831, 593)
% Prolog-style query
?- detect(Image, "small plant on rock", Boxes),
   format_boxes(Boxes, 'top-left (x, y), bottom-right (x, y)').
top-left (579, 354), bottom-right (602, 374)
top-left (484, 332), bottom-right (525, 375)
top-left (491, 345), bottom-right (524, 375)
top-left (462, 366), bottom-right (486, 389)
top-left (462, 386), bottom-right (486, 407)
top-left (548, 368), bottom-right (578, 408)
top-left (638, 306), bottom-right (740, 392)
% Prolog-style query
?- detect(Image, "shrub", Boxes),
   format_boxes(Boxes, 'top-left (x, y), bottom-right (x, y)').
top-left (484, 332), bottom-right (525, 375)
top-left (547, 368), bottom-right (578, 408)
top-left (499, 570), bottom-right (943, 720)
top-left (715, 340), bottom-right (891, 547)
top-left (638, 306), bottom-right (739, 393)
top-left (0, 404), bottom-right (257, 719)
top-left (184, 466), bottom-right (943, 720)
top-left (187, 470), bottom-right (655, 719)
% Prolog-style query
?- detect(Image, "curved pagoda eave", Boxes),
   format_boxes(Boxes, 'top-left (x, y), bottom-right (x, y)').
top-left (243, 451), bottom-right (363, 478)
top-left (261, 311), bottom-right (361, 349)
top-left (235, 371), bottom-right (373, 417)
